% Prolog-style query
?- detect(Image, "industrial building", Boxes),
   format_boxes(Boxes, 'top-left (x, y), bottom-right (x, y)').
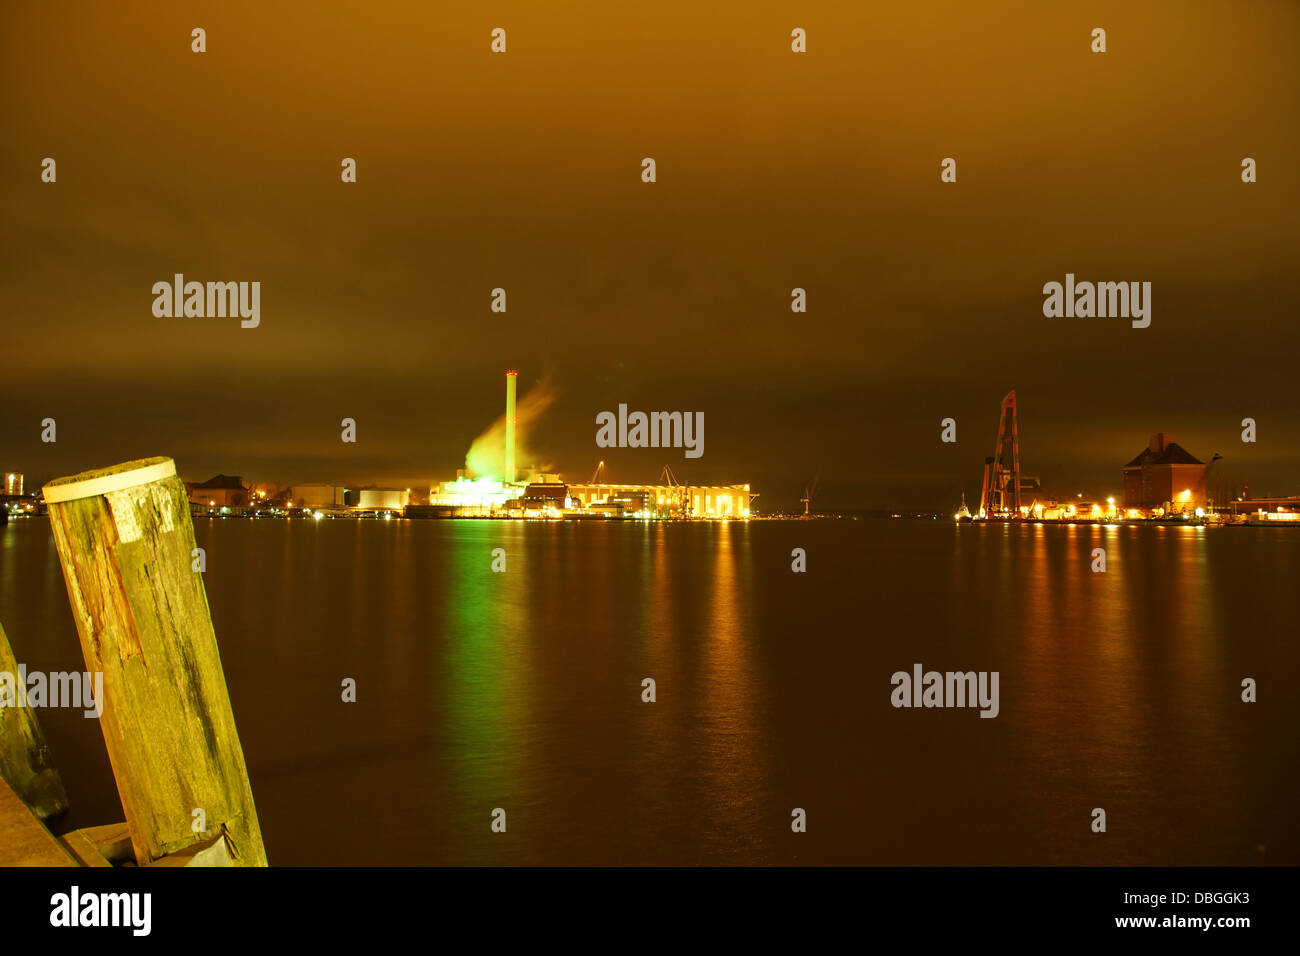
top-left (509, 482), bottom-right (572, 516)
top-left (567, 482), bottom-right (751, 517)
top-left (2, 473), bottom-right (36, 521)
top-left (355, 489), bottom-right (408, 511)
top-left (188, 474), bottom-right (250, 508)
top-left (287, 485), bottom-right (408, 512)
top-left (1122, 434), bottom-right (1208, 513)
top-left (429, 472), bottom-right (751, 519)
top-left (1230, 496), bottom-right (1300, 523)
top-left (291, 484), bottom-right (347, 509)
top-left (421, 370), bottom-right (753, 518)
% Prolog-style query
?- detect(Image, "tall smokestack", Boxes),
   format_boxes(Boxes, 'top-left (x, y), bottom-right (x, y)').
top-left (505, 370), bottom-right (517, 484)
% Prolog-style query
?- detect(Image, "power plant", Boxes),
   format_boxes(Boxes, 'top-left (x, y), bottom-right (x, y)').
top-left (423, 370), bottom-right (753, 519)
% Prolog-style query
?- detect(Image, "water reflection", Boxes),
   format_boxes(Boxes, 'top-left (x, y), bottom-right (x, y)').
top-left (699, 522), bottom-right (765, 857)
top-left (1, 517), bottom-right (1292, 865)
top-left (440, 526), bottom-right (531, 843)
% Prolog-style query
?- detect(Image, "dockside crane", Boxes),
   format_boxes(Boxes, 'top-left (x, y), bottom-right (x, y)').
top-left (659, 464), bottom-right (689, 515)
top-left (979, 391), bottom-right (1021, 518)
top-left (801, 474), bottom-right (820, 517)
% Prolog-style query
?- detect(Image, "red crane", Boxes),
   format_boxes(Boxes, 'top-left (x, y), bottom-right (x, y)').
top-left (979, 391), bottom-right (1021, 518)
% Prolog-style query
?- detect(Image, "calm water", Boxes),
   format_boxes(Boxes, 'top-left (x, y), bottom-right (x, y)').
top-left (2, 517), bottom-right (1297, 865)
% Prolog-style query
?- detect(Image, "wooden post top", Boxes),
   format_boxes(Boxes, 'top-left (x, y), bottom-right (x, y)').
top-left (42, 457), bottom-right (176, 504)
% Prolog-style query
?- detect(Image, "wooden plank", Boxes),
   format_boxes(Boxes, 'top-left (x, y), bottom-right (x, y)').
top-left (74, 821), bottom-right (134, 855)
top-left (63, 818), bottom-right (231, 867)
top-left (43, 457), bottom-right (267, 866)
top-left (0, 620), bottom-right (70, 820)
top-left (60, 822), bottom-right (134, 866)
top-left (0, 779), bottom-right (75, 866)
top-left (60, 830), bottom-right (114, 867)
top-left (146, 832), bottom-right (233, 867)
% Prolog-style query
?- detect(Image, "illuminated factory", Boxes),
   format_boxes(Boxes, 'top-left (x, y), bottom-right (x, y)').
top-left (423, 370), bottom-right (752, 519)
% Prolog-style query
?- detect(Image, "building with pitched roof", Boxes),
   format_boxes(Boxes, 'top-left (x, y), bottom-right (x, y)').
top-left (1122, 434), bottom-right (1207, 512)
top-left (187, 474), bottom-right (250, 508)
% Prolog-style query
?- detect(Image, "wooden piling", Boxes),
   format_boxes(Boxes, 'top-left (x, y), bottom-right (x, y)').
top-left (43, 457), bottom-right (267, 866)
top-left (0, 620), bottom-right (70, 820)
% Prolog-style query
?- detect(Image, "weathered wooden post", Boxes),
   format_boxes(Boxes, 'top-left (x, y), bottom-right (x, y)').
top-left (0, 619), bottom-right (70, 820)
top-left (43, 457), bottom-right (267, 866)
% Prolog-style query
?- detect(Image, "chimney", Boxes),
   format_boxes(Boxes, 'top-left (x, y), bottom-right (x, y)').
top-left (505, 370), bottom-right (517, 484)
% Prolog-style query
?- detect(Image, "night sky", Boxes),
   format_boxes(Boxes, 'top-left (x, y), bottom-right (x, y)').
top-left (3, 1), bottom-right (1297, 510)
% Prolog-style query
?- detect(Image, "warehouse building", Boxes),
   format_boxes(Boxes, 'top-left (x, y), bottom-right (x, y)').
top-left (1122, 434), bottom-right (1208, 513)
top-left (291, 484), bottom-right (347, 509)
top-left (355, 489), bottom-right (408, 511)
top-left (567, 482), bottom-right (751, 517)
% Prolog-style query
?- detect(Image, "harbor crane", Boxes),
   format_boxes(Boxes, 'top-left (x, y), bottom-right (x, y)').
top-left (801, 474), bottom-right (820, 517)
top-left (658, 464), bottom-right (688, 514)
top-left (979, 391), bottom-right (1021, 517)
